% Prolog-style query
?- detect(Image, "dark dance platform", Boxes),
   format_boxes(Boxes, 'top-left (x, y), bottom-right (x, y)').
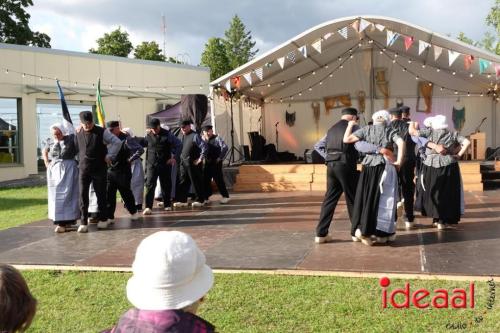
top-left (0, 191), bottom-right (499, 277)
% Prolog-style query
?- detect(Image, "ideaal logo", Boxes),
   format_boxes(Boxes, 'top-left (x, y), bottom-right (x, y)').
top-left (379, 277), bottom-right (475, 309)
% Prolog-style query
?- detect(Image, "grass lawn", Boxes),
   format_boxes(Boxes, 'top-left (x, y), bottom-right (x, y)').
top-left (0, 186), bottom-right (48, 230)
top-left (22, 270), bottom-right (499, 333)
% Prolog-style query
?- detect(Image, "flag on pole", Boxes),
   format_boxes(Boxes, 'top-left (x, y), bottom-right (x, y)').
top-left (56, 80), bottom-right (74, 134)
top-left (95, 78), bottom-right (106, 127)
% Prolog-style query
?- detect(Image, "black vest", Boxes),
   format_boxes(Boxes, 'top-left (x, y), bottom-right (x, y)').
top-left (206, 135), bottom-right (222, 162)
top-left (145, 128), bottom-right (173, 166)
top-left (325, 119), bottom-right (358, 166)
top-left (76, 126), bottom-right (107, 170)
top-left (181, 131), bottom-right (200, 163)
top-left (389, 119), bottom-right (416, 161)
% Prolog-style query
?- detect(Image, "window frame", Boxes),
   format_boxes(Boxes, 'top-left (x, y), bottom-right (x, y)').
top-left (0, 97), bottom-right (23, 167)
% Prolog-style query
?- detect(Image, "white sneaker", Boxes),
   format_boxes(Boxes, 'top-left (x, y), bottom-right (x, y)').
top-left (142, 208), bottom-right (152, 215)
top-left (351, 236), bottom-right (360, 242)
top-left (437, 223), bottom-right (447, 230)
top-left (54, 225), bottom-right (66, 233)
top-left (314, 235), bottom-right (332, 244)
top-left (130, 213), bottom-right (139, 220)
top-left (220, 197), bottom-right (230, 204)
top-left (405, 221), bottom-right (414, 230)
top-left (354, 229), bottom-right (363, 239)
top-left (157, 202), bottom-right (164, 208)
top-left (77, 225), bottom-right (88, 233)
top-left (173, 202), bottom-right (188, 208)
top-left (191, 201), bottom-right (203, 208)
top-left (97, 221), bottom-right (109, 229)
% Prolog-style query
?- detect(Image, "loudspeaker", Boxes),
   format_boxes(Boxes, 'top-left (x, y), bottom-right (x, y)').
top-left (304, 149), bottom-right (325, 164)
top-left (242, 145), bottom-right (250, 161)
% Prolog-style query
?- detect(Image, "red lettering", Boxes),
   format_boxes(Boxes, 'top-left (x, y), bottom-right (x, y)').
top-left (412, 289), bottom-right (430, 308)
top-left (432, 289), bottom-right (449, 308)
top-left (390, 283), bottom-right (410, 308)
top-left (470, 282), bottom-right (475, 308)
top-left (451, 289), bottom-right (467, 308)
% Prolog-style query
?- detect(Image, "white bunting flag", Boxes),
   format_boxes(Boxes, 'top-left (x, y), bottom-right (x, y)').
top-left (359, 18), bottom-right (371, 32)
top-left (323, 32), bottom-right (334, 40)
top-left (225, 79), bottom-right (231, 91)
top-left (298, 45), bottom-right (307, 58)
top-left (448, 50), bottom-right (461, 66)
top-left (434, 45), bottom-right (443, 61)
top-left (254, 67), bottom-right (263, 81)
top-left (287, 50), bottom-right (297, 63)
top-left (277, 57), bottom-right (285, 69)
top-left (375, 24), bottom-right (385, 32)
top-left (386, 30), bottom-right (399, 46)
top-left (418, 41), bottom-right (431, 55)
top-left (243, 72), bottom-right (252, 85)
top-left (338, 26), bottom-right (348, 39)
top-left (311, 39), bottom-right (322, 53)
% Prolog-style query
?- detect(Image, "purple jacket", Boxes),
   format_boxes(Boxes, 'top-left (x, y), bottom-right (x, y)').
top-left (102, 309), bottom-right (216, 333)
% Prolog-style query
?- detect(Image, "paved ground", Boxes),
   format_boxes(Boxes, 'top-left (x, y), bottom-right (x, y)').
top-left (0, 191), bottom-right (499, 276)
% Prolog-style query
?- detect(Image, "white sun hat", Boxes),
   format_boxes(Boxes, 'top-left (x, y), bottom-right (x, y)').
top-left (372, 110), bottom-right (390, 124)
top-left (122, 127), bottom-right (134, 137)
top-left (431, 115), bottom-right (448, 130)
top-left (423, 116), bottom-right (434, 128)
top-left (126, 231), bottom-right (214, 310)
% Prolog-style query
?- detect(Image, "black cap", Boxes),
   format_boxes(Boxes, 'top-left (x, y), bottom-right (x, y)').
top-left (106, 120), bottom-right (119, 128)
top-left (400, 106), bottom-right (410, 114)
top-left (389, 107), bottom-right (402, 116)
top-left (179, 119), bottom-right (193, 127)
top-left (341, 107), bottom-right (358, 116)
top-left (79, 111), bottom-right (93, 123)
top-left (202, 125), bottom-right (213, 131)
top-left (148, 118), bottom-right (160, 128)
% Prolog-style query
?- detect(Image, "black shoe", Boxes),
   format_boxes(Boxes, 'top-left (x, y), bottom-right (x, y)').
top-left (136, 204), bottom-right (143, 211)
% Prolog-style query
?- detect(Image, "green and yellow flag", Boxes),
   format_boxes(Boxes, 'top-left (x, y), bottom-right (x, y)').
top-left (94, 78), bottom-right (106, 127)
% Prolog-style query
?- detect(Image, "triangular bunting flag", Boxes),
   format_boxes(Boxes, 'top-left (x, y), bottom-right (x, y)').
top-left (287, 50), bottom-right (296, 63)
top-left (225, 79), bottom-right (231, 91)
top-left (311, 39), bottom-right (322, 53)
top-left (375, 24), bottom-right (385, 32)
top-left (338, 26), bottom-right (348, 39)
top-left (254, 67), bottom-right (263, 81)
top-left (404, 36), bottom-right (414, 51)
top-left (277, 57), bottom-right (285, 69)
top-left (323, 32), bottom-right (333, 40)
top-left (232, 76), bottom-right (241, 89)
top-left (495, 64), bottom-right (500, 78)
top-left (351, 20), bottom-right (360, 32)
top-left (418, 41), bottom-right (431, 55)
top-left (464, 55), bottom-right (475, 70)
top-left (479, 59), bottom-right (491, 74)
top-left (386, 30), bottom-right (399, 47)
top-left (298, 45), bottom-right (307, 58)
top-left (448, 50), bottom-right (461, 66)
top-left (359, 18), bottom-right (371, 32)
top-left (243, 72), bottom-right (252, 85)
top-left (434, 46), bottom-right (443, 61)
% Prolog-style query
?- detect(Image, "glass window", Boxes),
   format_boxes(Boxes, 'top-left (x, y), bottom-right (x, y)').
top-left (0, 98), bottom-right (21, 164)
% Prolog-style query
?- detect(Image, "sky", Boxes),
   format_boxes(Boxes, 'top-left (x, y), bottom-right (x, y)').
top-left (27, 0), bottom-right (495, 65)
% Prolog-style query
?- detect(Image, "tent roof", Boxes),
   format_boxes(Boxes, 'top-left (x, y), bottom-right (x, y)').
top-left (211, 15), bottom-right (500, 102)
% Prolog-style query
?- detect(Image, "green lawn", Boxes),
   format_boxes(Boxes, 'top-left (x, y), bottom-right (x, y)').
top-left (21, 270), bottom-right (499, 333)
top-left (0, 186), bottom-right (48, 230)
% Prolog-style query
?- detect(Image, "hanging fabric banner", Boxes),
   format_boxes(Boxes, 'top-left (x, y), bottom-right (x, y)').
top-left (418, 41), bottom-right (431, 55)
top-left (351, 20), bottom-right (360, 32)
top-left (254, 67), bottom-right (263, 81)
top-left (338, 26), bottom-right (348, 39)
top-left (323, 32), bottom-right (334, 40)
top-left (298, 45), bottom-right (307, 58)
top-left (434, 45), bottom-right (443, 61)
top-left (277, 57), bottom-right (285, 69)
top-left (243, 72), bottom-right (252, 85)
top-left (448, 50), bottom-right (461, 66)
top-left (404, 36), bottom-right (414, 51)
top-left (495, 64), bottom-right (500, 78)
top-left (375, 24), bottom-right (385, 32)
top-left (287, 50), bottom-right (297, 63)
top-left (225, 79), bottom-right (231, 92)
top-left (359, 18), bottom-right (371, 32)
top-left (311, 39), bottom-right (322, 53)
top-left (479, 59), bottom-right (492, 74)
top-left (386, 30), bottom-right (399, 47)
top-left (464, 55), bottom-right (475, 70)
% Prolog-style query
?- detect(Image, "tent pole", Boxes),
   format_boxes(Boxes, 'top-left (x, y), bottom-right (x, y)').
top-left (370, 45), bottom-right (374, 119)
top-left (492, 98), bottom-right (497, 147)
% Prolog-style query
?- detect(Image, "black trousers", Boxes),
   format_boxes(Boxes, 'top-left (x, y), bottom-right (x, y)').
top-left (177, 161), bottom-right (204, 203)
top-left (107, 169), bottom-right (137, 219)
top-left (203, 160), bottom-right (229, 199)
top-left (145, 163), bottom-right (172, 209)
top-left (79, 168), bottom-right (107, 224)
top-left (399, 159), bottom-right (416, 221)
top-left (316, 162), bottom-right (358, 237)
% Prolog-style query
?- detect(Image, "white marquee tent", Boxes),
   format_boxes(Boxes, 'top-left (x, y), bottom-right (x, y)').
top-left (210, 15), bottom-right (500, 159)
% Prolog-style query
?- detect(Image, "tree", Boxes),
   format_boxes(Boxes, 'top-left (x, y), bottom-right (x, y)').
top-left (134, 41), bottom-right (165, 61)
top-left (486, 0), bottom-right (500, 34)
top-left (457, 32), bottom-right (476, 46)
top-left (89, 27), bottom-right (133, 57)
top-left (201, 37), bottom-right (232, 81)
top-left (223, 15), bottom-right (258, 70)
top-left (0, 0), bottom-right (51, 47)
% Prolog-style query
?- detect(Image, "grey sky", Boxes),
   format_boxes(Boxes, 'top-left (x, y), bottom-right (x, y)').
top-left (27, 0), bottom-right (494, 65)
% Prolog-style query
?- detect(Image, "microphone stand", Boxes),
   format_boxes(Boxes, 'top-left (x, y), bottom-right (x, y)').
top-left (275, 122), bottom-right (279, 152)
top-left (474, 117), bottom-right (487, 133)
top-left (227, 90), bottom-right (243, 166)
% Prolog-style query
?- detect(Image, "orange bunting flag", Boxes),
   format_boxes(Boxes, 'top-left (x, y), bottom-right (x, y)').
top-left (464, 55), bottom-right (475, 70)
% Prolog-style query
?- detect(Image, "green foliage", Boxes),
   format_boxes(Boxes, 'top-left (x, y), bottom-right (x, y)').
top-left (486, 0), bottom-right (500, 35)
top-left (223, 15), bottom-right (258, 70)
top-left (89, 27), bottom-right (133, 57)
top-left (0, 186), bottom-right (47, 230)
top-left (0, 0), bottom-right (51, 47)
top-left (134, 41), bottom-right (166, 61)
top-left (457, 32), bottom-right (476, 46)
top-left (201, 37), bottom-right (232, 81)
top-left (459, 0), bottom-right (500, 55)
